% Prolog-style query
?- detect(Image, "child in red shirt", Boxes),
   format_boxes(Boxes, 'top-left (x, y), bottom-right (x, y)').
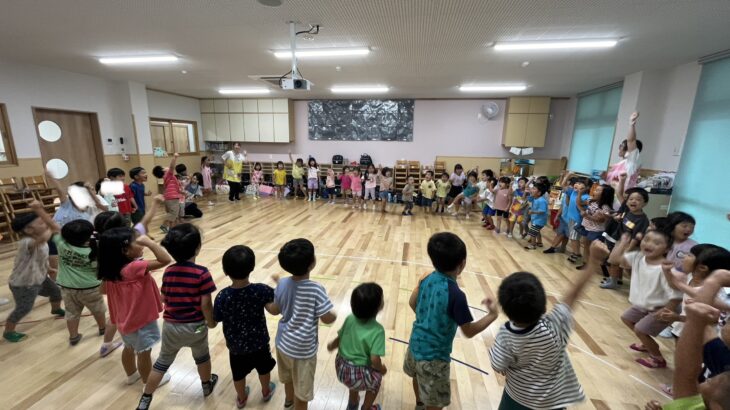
top-left (107, 168), bottom-right (138, 227)
top-left (152, 154), bottom-right (183, 233)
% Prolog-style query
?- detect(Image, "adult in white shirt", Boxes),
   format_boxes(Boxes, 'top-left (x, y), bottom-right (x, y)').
top-left (221, 143), bottom-right (247, 201)
top-left (606, 112), bottom-right (643, 194)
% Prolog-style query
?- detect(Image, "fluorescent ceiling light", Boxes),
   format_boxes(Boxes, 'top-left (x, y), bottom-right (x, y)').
top-left (459, 84), bottom-right (527, 92)
top-left (218, 88), bottom-right (271, 95)
top-left (494, 39), bottom-right (618, 51)
top-left (98, 55), bottom-right (179, 65)
top-left (273, 47), bottom-right (370, 59)
top-left (330, 86), bottom-right (389, 94)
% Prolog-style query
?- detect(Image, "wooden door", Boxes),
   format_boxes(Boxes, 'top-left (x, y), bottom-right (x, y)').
top-left (503, 113), bottom-right (528, 146)
top-left (172, 124), bottom-right (190, 152)
top-left (33, 108), bottom-right (105, 187)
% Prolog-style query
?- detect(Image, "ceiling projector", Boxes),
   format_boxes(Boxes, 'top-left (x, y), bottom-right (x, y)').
top-left (281, 78), bottom-right (311, 90)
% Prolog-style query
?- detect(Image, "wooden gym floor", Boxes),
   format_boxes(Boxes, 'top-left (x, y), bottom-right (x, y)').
top-left (0, 197), bottom-right (675, 409)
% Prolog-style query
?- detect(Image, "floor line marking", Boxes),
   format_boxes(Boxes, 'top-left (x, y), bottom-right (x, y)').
top-left (389, 337), bottom-right (490, 376)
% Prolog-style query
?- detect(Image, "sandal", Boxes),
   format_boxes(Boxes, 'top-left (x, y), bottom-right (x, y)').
top-left (236, 386), bottom-right (250, 409)
top-left (262, 382), bottom-right (276, 402)
top-left (660, 383), bottom-right (674, 397)
top-left (630, 343), bottom-right (648, 352)
top-left (69, 334), bottom-right (83, 346)
top-left (636, 356), bottom-right (667, 369)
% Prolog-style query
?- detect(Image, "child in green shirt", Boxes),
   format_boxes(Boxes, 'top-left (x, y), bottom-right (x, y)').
top-left (327, 283), bottom-right (387, 410)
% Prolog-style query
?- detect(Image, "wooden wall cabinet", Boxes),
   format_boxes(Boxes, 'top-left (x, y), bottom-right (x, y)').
top-left (199, 98), bottom-right (293, 143)
top-left (502, 97), bottom-right (551, 147)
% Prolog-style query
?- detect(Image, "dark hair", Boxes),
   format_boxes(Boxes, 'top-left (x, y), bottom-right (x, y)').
top-left (129, 167), bottom-right (145, 180)
top-left (254, 162), bottom-right (263, 171)
top-left (278, 238), bottom-right (315, 276)
top-left (351, 283), bottom-right (383, 321)
top-left (382, 167), bottom-right (391, 175)
top-left (499, 176), bottom-right (511, 185)
top-left (597, 184), bottom-right (615, 208)
top-left (97, 227), bottom-right (136, 282)
top-left (536, 176), bottom-right (551, 189)
top-left (276, 160), bottom-right (285, 168)
top-left (11, 213), bottom-right (39, 234)
top-left (645, 229), bottom-right (673, 249)
top-left (488, 177), bottom-right (498, 188)
top-left (95, 178), bottom-right (105, 194)
top-left (498, 272), bottom-right (546, 325)
top-left (71, 181), bottom-right (85, 188)
top-left (665, 211), bottom-right (696, 238)
top-left (621, 138), bottom-right (643, 152)
top-left (296, 158), bottom-right (304, 165)
top-left (308, 157), bottom-right (318, 168)
top-left (696, 246), bottom-right (730, 273)
top-left (201, 156), bottom-right (208, 166)
top-left (651, 217), bottom-right (669, 231)
top-left (222, 245), bottom-right (255, 279)
top-left (192, 172), bottom-right (204, 184)
top-left (175, 163), bottom-right (187, 175)
top-left (94, 211), bottom-right (125, 234)
top-left (689, 243), bottom-right (720, 258)
top-left (61, 219), bottom-right (97, 262)
top-left (625, 187), bottom-right (649, 204)
top-left (425, 170), bottom-right (433, 177)
top-left (467, 171), bottom-right (478, 180)
top-left (152, 166), bottom-right (164, 179)
top-left (427, 232), bottom-right (467, 273)
top-left (518, 177), bottom-right (528, 183)
top-left (441, 172), bottom-right (449, 178)
top-left (534, 182), bottom-right (549, 196)
top-left (485, 169), bottom-right (495, 178)
top-left (107, 168), bottom-right (125, 179)
top-left (161, 223), bottom-right (201, 263)
top-left (454, 164), bottom-right (463, 171)
top-left (343, 165), bottom-right (350, 172)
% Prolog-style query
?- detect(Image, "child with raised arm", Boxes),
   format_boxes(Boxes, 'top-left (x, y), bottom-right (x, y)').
top-left (404, 232), bottom-right (498, 410)
top-left (214, 245), bottom-right (277, 408)
top-left (328, 283), bottom-right (387, 410)
top-left (152, 153), bottom-right (182, 233)
top-left (489, 247), bottom-right (597, 408)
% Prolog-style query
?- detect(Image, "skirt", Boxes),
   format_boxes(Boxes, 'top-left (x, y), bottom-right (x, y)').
top-left (335, 354), bottom-right (383, 392)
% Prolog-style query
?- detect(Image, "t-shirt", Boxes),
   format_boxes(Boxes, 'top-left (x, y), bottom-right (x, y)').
top-left (409, 271), bottom-right (473, 362)
top-left (625, 251), bottom-right (683, 310)
top-left (53, 234), bottom-right (100, 289)
top-left (380, 175), bottom-right (393, 191)
top-left (251, 170), bottom-right (264, 184)
top-left (420, 180), bottom-right (436, 199)
top-left (163, 168), bottom-right (182, 200)
top-left (53, 200), bottom-right (95, 227)
top-left (449, 172), bottom-right (466, 188)
top-left (364, 172), bottom-right (377, 189)
top-left (341, 174), bottom-right (352, 190)
top-left (9, 237), bottom-right (49, 288)
top-left (222, 151), bottom-right (245, 183)
top-left (530, 196), bottom-right (549, 226)
top-left (130, 181), bottom-right (146, 213)
top-left (662, 395), bottom-right (705, 410)
top-left (607, 211), bottom-right (650, 242)
top-left (560, 187), bottom-right (572, 220)
top-left (274, 277), bottom-right (334, 359)
top-left (292, 164), bottom-right (305, 179)
top-left (581, 202), bottom-right (612, 232)
top-left (273, 169), bottom-right (287, 185)
top-left (307, 167), bottom-right (319, 180)
top-left (493, 188), bottom-right (512, 211)
top-left (161, 261), bottom-right (217, 323)
top-left (114, 184), bottom-right (135, 215)
top-left (668, 239), bottom-right (698, 271)
top-left (214, 284), bottom-right (275, 354)
top-left (436, 180), bottom-right (451, 198)
top-left (105, 259), bottom-right (163, 334)
top-left (463, 182), bottom-right (478, 198)
top-left (489, 303), bottom-right (585, 409)
top-left (326, 173), bottom-right (336, 188)
top-left (567, 190), bottom-right (591, 224)
top-left (402, 184), bottom-right (414, 201)
top-left (351, 175), bottom-right (362, 192)
top-left (338, 314), bottom-right (386, 366)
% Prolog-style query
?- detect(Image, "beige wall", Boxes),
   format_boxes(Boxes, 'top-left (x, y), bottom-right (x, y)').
top-left (436, 156), bottom-right (566, 178)
top-left (0, 158), bottom-right (45, 180)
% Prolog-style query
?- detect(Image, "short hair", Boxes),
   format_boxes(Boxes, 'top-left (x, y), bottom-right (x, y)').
top-left (467, 171), bottom-right (478, 180)
top-left (278, 238), bottom-right (315, 276)
top-left (107, 168), bottom-right (125, 178)
top-left (201, 156), bottom-right (208, 165)
top-left (518, 177), bottom-right (528, 183)
top-left (95, 178), bottom-right (105, 194)
top-left (350, 283), bottom-right (383, 320)
top-left (499, 176), bottom-right (511, 185)
top-left (625, 187), bottom-right (649, 204)
top-left (11, 213), bottom-right (39, 233)
top-left (222, 245), bottom-right (255, 279)
top-left (427, 232), bottom-right (467, 273)
top-left (94, 211), bottom-right (125, 234)
top-left (276, 160), bottom-right (285, 167)
top-left (152, 166), bottom-right (164, 179)
top-left (498, 272), bottom-right (546, 325)
top-left (697, 246), bottom-right (730, 273)
top-left (161, 223), bottom-right (202, 263)
top-left (535, 182), bottom-right (549, 196)
top-left (650, 217), bottom-right (669, 231)
top-left (175, 164), bottom-right (187, 175)
top-left (61, 220), bottom-right (97, 262)
top-left (192, 172), bottom-right (204, 184)
top-left (129, 167), bottom-right (145, 180)
top-left (454, 163), bottom-right (463, 171)
top-left (666, 211), bottom-right (696, 231)
top-left (644, 229), bottom-right (673, 250)
top-left (485, 169), bottom-right (495, 178)
top-left (689, 243), bottom-right (721, 258)
top-left (425, 170), bottom-right (433, 177)
top-left (382, 167), bottom-right (391, 175)
top-left (441, 172), bottom-right (449, 178)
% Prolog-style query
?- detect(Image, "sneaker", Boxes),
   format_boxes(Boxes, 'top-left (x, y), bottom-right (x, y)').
top-left (658, 327), bottom-right (674, 339)
top-left (126, 371), bottom-right (142, 385)
top-left (3, 331), bottom-right (27, 343)
top-left (159, 372), bottom-right (172, 387)
top-left (100, 340), bottom-right (123, 357)
top-left (207, 201), bottom-right (214, 206)
top-left (98, 327), bottom-right (106, 336)
top-left (415, 402), bottom-right (426, 410)
top-left (284, 402), bottom-right (294, 410)
top-left (136, 393), bottom-right (153, 410)
top-left (543, 247), bottom-right (557, 254)
top-left (0, 297), bottom-right (9, 307)
top-left (600, 277), bottom-right (620, 289)
top-left (160, 225), bottom-right (169, 233)
top-left (507, 234), bottom-right (513, 238)
top-left (236, 386), bottom-right (251, 409)
top-left (69, 334), bottom-right (83, 346)
top-left (262, 382), bottom-right (276, 402)
top-left (51, 308), bottom-right (66, 317)
top-left (202, 374), bottom-right (219, 397)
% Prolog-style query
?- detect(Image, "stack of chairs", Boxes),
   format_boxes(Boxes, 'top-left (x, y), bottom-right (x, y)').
top-left (22, 175), bottom-right (60, 214)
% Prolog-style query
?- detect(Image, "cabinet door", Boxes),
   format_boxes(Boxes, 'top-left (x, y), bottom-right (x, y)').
top-left (524, 114), bottom-right (549, 147)
top-left (243, 113), bottom-right (259, 142)
top-left (228, 99), bottom-right (243, 113)
top-left (243, 99), bottom-right (258, 113)
top-left (257, 99), bottom-right (273, 113)
top-left (529, 97), bottom-right (551, 114)
top-left (214, 99), bottom-right (229, 113)
top-left (507, 97), bottom-right (531, 114)
top-left (229, 113), bottom-right (244, 141)
top-left (272, 98), bottom-right (289, 113)
top-left (201, 114), bottom-right (217, 141)
top-left (200, 99), bottom-right (215, 113)
top-left (214, 114), bottom-right (231, 141)
top-left (273, 113), bottom-right (290, 142)
top-left (503, 113), bottom-right (528, 146)
top-left (258, 113), bottom-right (274, 142)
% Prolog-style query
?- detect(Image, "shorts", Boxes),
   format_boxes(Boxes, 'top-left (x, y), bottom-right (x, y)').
top-left (351, 189), bottom-right (363, 198)
top-left (447, 185), bottom-right (463, 199)
top-left (462, 196), bottom-right (473, 206)
top-left (154, 320), bottom-right (211, 373)
top-left (335, 354), bottom-right (383, 392)
top-left (402, 348), bottom-right (451, 408)
top-left (164, 199), bottom-right (183, 221)
top-left (326, 187), bottom-right (336, 197)
top-left (60, 286), bottom-right (106, 320)
top-left (482, 205), bottom-right (496, 216)
top-left (378, 190), bottom-right (391, 201)
top-left (508, 212), bottom-right (524, 223)
top-left (579, 227), bottom-right (604, 242)
top-left (567, 220), bottom-right (581, 241)
top-left (556, 218), bottom-right (570, 237)
top-left (421, 197), bottom-right (433, 207)
top-left (48, 239), bottom-right (58, 256)
top-left (364, 187), bottom-right (376, 200)
top-left (307, 178), bottom-right (318, 190)
top-left (701, 337), bottom-right (730, 381)
top-left (277, 349), bottom-right (317, 402)
top-left (621, 306), bottom-right (673, 336)
top-left (528, 223), bottom-right (544, 238)
top-left (230, 347), bottom-right (277, 381)
top-left (7, 277), bottom-right (63, 323)
top-left (131, 209), bottom-right (144, 224)
top-left (121, 320), bottom-right (161, 353)
top-left (494, 209), bottom-right (509, 218)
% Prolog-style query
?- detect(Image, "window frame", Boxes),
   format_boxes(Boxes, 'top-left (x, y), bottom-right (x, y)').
top-left (149, 117), bottom-right (200, 155)
top-left (0, 103), bottom-right (18, 165)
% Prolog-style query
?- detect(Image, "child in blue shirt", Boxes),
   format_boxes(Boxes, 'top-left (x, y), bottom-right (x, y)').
top-left (129, 167), bottom-right (150, 224)
top-left (525, 183), bottom-right (549, 250)
top-left (566, 177), bottom-right (592, 265)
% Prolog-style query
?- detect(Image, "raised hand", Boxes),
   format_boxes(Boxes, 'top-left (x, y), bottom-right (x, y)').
top-left (629, 111), bottom-right (639, 125)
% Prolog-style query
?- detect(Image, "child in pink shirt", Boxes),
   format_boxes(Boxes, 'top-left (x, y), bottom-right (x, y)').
top-left (350, 168), bottom-right (363, 209)
top-left (340, 166), bottom-right (352, 207)
top-left (492, 176), bottom-right (514, 234)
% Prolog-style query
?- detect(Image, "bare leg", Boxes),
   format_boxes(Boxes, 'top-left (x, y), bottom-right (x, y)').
top-left (636, 331), bottom-right (662, 358)
top-left (412, 377), bottom-right (422, 404)
top-left (4, 320), bottom-right (16, 333)
top-left (362, 389), bottom-right (379, 409)
top-left (137, 350), bottom-right (152, 383)
top-left (143, 370), bottom-right (165, 395)
top-left (92, 312), bottom-right (106, 330)
top-left (348, 390), bottom-right (360, 407)
top-left (122, 346), bottom-right (137, 376)
top-left (196, 359), bottom-right (212, 383)
top-left (285, 382), bottom-right (294, 405)
top-left (66, 318), bottom-right (80, 339)
top-left (294, 397), bottom-right (308, 410)
top-left (234, 377), bottom-right (248, 402)
top-left (258, 373), bottom-right (272, 395)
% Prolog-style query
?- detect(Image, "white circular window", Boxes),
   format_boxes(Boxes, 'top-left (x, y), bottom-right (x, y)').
top-left (38, 120), bottom-right (62, 142)
top-left (46, 159), bottom-right (69, 179)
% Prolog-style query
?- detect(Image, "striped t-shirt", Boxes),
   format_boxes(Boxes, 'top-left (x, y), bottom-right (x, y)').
top-left (274, 277), bottom-right (334, 359)
top-left (489, 303), bottom-right (585, 409)
top-left (163, 168), bottom-right (182, 200)
top-left (161, 261), bottom-right (216, 323)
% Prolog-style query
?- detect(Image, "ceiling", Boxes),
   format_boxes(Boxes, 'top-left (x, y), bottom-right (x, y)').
top-left (1, 0), bottom-right (729, 98)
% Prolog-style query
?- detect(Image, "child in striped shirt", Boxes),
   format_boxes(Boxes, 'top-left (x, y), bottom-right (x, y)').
top-left (152, 153), bottom-right (183, 234)
top-left (489, 261), bottom-right (595, 409)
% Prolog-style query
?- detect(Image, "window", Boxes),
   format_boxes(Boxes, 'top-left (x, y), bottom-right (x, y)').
top-left (567, 85), bottom-right (623, 175)
top-left (149, 119), bottom-right (198, 155)
top-left (670, 57), bottom-right (730, 248)
top-left (0, 104), bottom-right (18, 164)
